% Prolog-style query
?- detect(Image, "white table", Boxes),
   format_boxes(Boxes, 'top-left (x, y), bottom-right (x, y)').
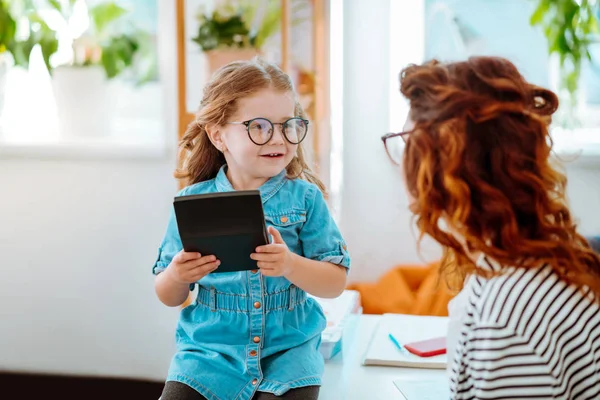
top-left (321, 315), bottom-right (446, 400)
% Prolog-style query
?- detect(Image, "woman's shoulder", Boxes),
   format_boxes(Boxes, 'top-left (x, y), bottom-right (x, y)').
top-left (455, 264), bottom-right (600, 397)
top-left (466, 263), bottom-right (599, 341)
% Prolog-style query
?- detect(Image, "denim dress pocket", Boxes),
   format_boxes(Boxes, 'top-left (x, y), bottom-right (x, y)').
top-left (265, 209), bottom-right (306, 251)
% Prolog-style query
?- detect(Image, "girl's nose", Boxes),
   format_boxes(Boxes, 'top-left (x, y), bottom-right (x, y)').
top-left (268, 124), bottom-right (286, 145)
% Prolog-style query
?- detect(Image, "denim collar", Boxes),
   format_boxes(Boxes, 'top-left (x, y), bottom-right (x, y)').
top-left (214, 165), bottom-right (287, 203)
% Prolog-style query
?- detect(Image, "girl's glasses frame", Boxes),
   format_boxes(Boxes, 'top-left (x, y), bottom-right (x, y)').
top-left (227, 117), bottom-right (309, 146)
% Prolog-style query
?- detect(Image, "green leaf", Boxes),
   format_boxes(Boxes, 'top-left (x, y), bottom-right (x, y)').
top-left (531, 0), bottom-right (600, 107)
top-left (47, 0), bottom-right (62, 13)
top-left (254, 1), bottom-right (282, 49)
top-left (49, 0), bottom-right (78, 21)
top-left (89, 2), bottom-right (128, 37)
top-left (36, 20), bottom-right (59, 72)
top-left (530, 0), bottom-right (550, 26)
top-left (130, 29), bottom-right (157, 85)
top-left (565, 69), bottom-right (579, 94)
top-left (590, 13), bottom-right (600, 33)
top-left (8, 41), bottom-right (30, 67)
top-left (25, 11), bottom-right (58, 70)
top-left (192, 11), bottom-right (250, 51)
top-left (192, 0), bottom-right (310, 52)
top-left (100, 33), bottom-right (140, 79)
top-left (240, 0), bottom-right (258, 32)
top-left (0, 0), bottom-right (17, 51)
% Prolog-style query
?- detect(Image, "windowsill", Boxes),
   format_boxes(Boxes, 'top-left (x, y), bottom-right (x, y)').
top-left (552, 127), bottom-right (600, 167)
top-left (554, 147), bottom-right (600, 167)
top-left (0, 118), bottom-right (173, 161)
top-left (0, 67), bottom-right (171, 161)
top-left (0, 137), bottom-right (170, 160)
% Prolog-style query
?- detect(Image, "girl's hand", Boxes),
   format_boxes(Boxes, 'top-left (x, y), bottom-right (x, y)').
top-left (166, 250), bottom-right (220, 284)
top-left (251, 227), bottom-right (296, 277)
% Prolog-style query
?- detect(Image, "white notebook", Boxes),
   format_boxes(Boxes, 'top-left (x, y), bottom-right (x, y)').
top-left (362, 313), bottom-right (449, 369)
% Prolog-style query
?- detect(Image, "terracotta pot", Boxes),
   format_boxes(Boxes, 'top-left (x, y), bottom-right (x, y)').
top-left (205, 48), bottom-right (261, 76)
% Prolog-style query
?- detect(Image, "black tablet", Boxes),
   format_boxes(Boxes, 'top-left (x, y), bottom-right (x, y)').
top-left (173, 190), bottom-right (268, 273)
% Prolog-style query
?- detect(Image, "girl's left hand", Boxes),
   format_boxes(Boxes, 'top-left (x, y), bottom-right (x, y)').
top-left (251, 226), bottom-right (296, 277)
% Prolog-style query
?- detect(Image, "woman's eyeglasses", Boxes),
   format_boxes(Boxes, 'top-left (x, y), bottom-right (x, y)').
top-left (381, 130), bottom-right (412, 165)
top-left (227, 117), bottom-right (309, 146)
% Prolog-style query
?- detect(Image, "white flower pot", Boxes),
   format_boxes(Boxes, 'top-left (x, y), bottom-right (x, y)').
top-left (0, 56), bottom-right (7, 125)
top-left (52, 65), bottom-right (110, 138)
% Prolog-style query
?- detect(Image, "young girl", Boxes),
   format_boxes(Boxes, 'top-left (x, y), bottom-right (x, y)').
top-left (153, 58), bottom-right (350, 400)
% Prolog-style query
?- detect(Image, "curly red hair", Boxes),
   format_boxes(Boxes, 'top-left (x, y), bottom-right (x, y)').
top-left (400, 56), bottom-right (600, 296)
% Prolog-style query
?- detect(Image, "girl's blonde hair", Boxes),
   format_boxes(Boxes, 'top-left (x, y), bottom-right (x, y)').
top-left (175, 57), bottom-right (326, 195)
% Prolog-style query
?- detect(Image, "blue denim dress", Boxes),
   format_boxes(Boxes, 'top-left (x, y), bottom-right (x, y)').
top-left (153, 166), bottom-right (351, 400)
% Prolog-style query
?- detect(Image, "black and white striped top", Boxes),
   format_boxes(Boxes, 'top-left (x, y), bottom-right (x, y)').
top-left (448, 256), bottom-right (600, 400)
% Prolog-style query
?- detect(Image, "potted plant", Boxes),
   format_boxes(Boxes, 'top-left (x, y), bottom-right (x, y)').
top-left (0, 0), bottom-right (58, 120)
top-left (530, 0), bottom-right (600, 126)
top-left (48, 0), bottom-right (155, 137)
top-left (192, 0), bottom-right (296, 74)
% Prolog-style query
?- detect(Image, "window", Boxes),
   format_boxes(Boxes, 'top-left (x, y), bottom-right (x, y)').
top-left (389, 0), bottom-right (600, 162)
top-left (0, 0), bottom-right (168, 159)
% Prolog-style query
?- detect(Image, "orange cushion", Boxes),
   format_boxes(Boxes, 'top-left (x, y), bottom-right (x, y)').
top-left (347, 262), bottom-right (456, 316)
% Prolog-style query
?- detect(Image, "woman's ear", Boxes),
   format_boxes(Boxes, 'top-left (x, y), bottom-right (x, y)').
top-left (206, 123), bottom-right (227, 152)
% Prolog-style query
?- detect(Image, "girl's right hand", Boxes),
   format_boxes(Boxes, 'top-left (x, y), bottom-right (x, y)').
top-left (166, 250), bottom-right (220, 284)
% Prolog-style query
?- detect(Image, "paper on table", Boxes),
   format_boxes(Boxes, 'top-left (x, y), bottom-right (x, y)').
top-left (393, 378), bottom-right (450, 400)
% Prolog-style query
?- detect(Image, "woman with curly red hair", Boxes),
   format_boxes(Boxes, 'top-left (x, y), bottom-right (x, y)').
top-left (383, 56), bottom-right (600, 399)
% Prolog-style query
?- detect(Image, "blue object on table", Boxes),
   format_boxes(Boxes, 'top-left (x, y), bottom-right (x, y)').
top-left (388, 333), bottom-right (409, 354)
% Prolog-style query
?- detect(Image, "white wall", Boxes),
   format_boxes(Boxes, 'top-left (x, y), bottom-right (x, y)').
top-left (340, 0), bottom-right (442, 283)
top-left (0, 159), bottom-right (181, 380)
top-left (563, 165), bottom-right (600, 235)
